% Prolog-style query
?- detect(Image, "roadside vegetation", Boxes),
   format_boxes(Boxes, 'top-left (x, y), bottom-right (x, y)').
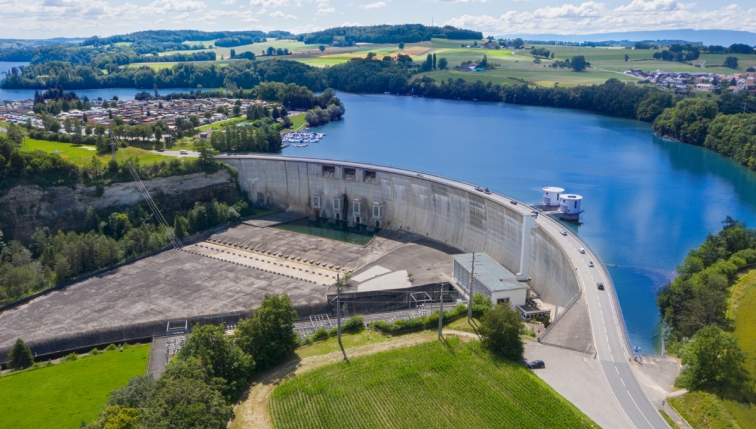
top-left (658, 218), bottom-right (756, 428)
top-left (0, 343), bottom-right (149, 429)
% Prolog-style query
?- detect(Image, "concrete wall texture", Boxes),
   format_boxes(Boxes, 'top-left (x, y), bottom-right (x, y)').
top-left (220, 155), bottom-right (579, 314)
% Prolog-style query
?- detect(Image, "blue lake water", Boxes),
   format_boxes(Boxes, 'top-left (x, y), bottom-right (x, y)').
top-left (4, 65), bottom-right (756, 353)
top-left (0, 62), bottom-right (208, 101)
top-left (283, 93), bottom-right (756, 354)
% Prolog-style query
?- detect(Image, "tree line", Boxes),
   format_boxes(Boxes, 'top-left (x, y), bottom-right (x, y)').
top-left (297, 24), bottom-right (482, 45)
top-left (653, 93), bottom-right (756, 171)
top-left (0, 192), bottom-right (252, 305)
top-left (657, 218), bottom-right (756, 395)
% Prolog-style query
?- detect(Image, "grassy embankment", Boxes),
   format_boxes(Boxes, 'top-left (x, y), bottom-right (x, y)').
top-left (269, 337), bottom-right (598, 429)
top-left (670, 269), bottom-right (756, 429)
top-left (0, 345), bottom-right (150, 429)
top-left (23, 137), bottom-right (169, 166)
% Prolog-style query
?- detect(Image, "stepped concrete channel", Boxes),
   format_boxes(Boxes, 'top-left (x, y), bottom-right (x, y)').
top-left (219, 154), bottom-right (670, 429)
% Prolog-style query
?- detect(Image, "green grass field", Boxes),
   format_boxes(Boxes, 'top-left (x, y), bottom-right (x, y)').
top-left (269, 338), bottom-right (598, 429)
top-left (670, 269), bottom-right (756, 429)
top-left (0, 345), bottom-right (150, 429)
top-left (24, 138), bottom-right (170, 166)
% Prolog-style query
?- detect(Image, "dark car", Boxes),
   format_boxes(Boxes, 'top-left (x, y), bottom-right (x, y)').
top-left (527, 360), bottom-right (545, 369)
top-left (597, 282), bottom-right (605, 290)
top-left (157, 148), bottom-right (164, 152)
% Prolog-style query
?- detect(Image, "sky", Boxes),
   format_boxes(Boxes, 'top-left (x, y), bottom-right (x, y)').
top-left (1, 0), bottom-right (755, 39)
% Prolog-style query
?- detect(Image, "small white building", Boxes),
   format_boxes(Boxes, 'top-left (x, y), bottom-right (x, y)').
top-left (558, 194), bottom-right (583, 221)
top-left (542, 186), bottom-right (564, 207)
top-left (452, 253), bottom-right (527, 308)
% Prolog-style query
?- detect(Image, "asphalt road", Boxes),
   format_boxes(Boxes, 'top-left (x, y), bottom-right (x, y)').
top-left (216, 155), bottom-right (671, 429)
top-left (535, 216), bottom-right (670, 429)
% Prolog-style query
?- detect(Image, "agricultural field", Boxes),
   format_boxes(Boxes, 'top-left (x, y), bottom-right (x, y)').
top-left (23, 137), bottom-right (170, 166)
top-left (0, 345), bottom-right (150, 429)
top-left (269, 337), bottom-right (598, 429)
top-left (165, 39), bottom-right (318, 61)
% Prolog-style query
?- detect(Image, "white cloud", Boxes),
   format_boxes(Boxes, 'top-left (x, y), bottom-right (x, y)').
top-left (270, 9), bottom-right (297, 18)
top-left (257, 7), bottom-right (267, 13)
top-left (222, 0), bottom-right (235, 4)
top-left (317, 6), bottom-right (335, 14)
top-left (341, 21), bottom-right (361, 26)
top-left (445, 0), bottom-right (756, 34)
top-left (249, 0), bottom-right (288, 6)
top-left (360, 1), bottom-right (386, 9)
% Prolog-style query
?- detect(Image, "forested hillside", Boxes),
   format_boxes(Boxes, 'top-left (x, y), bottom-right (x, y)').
top-left (298, 24), bottom-right (482, 45)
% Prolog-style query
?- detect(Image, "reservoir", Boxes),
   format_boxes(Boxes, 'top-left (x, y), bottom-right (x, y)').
top-left (282, 93), bottom-right (756, 353)
top-left (3, 69), bottom-right (756, 353)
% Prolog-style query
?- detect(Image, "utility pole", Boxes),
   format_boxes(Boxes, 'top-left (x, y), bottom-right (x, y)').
top-left (468, 252), bottom-right (476, 323)
top-left (336, 275), bottom-right (347, 361)
top-left (438, 283), bottom-right (443, 340)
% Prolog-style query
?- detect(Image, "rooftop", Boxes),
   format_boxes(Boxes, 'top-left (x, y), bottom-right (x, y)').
top-left (452, 253), bottom-right (525, 292)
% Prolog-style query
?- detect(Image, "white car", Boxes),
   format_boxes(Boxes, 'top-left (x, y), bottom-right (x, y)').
top-left (579, 248), bottom-right (585, 254)
top-left (179, 150), bottom-right (188, 155)
top-left (560, 230), bottom-right (567, 236)
top-left (588, 261), bottom-right (594, 267)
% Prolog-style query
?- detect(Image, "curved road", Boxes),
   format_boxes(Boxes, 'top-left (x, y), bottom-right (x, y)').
top-left (217, 154), bottom-right (670, 429)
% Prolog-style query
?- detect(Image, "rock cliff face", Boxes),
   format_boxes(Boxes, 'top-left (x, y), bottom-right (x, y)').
top-left (0, 170), bottom-right (237, 242)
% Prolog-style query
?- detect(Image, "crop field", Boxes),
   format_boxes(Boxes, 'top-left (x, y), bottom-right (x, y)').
top-left (269, 338), bottom-right (598, 429)
top-left (0, 345), bottom-right (150, 429)
top-left (24, 138), bottom-right (170, 166)
top-left (416, 68), bottom-right (639, 88)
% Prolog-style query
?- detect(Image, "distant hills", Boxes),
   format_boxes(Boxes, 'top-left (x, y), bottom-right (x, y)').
top-left (495, 29), bottom-right (756, 46)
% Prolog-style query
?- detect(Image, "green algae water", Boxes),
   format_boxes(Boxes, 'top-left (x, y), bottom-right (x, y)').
top-left (283, 93), bottom-right (756, 354)
top-left (274, 219), bottom-right (375, 246)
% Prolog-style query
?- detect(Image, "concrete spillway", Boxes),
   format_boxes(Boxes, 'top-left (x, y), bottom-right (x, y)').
top-left (218, 155), bottom-right (580, 316)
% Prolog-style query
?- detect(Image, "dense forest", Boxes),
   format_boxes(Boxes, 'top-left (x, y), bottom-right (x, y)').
top-left (1, 59), bottom-right (326, 90)
top-left (298, 24), bottom-right (482, 45)
top-left (0, 30), bottom-right (283, 65)
top-left (653, 92), bottom-right (756, 171)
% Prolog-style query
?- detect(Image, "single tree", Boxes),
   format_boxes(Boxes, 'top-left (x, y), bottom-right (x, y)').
top-left (478, 304), bottom-right (524, 361)
top-left (399, 42), bottom-right (404, 50)
top-left (234, 294), bottom-right (298, 371)
top-left (677, 325), bottom-right (746, 393)
top-left (438, 58), bottom-right (448, 70)
top-left (624, 54), bottom-right (629, 62)
top-left (318, 45), bottom-right (325, 52)
top-left (432, 53), bottom-right (437, 70)
top-left (724, 56), bottom-right (739, 69)
top-left (571, 55), bottom-right (588, 71)
top-left (230, 48), bottom-right (236, 59)
top-left (8, 338), bottom-right (34, 369)
top-left (193, 140), bottom-right (218, 165)
top-left (173, 215), bottom-right (189, 239)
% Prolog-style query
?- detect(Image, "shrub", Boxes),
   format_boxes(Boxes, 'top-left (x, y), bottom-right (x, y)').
top-left (90, 347), bottom-right (101, 356)
top-left (312, 327), bottom-right (330, 341)
top-left (61, 352), bottom-right (78, 362)
top-left (105, 344), bottom-right (118, 351)
top-left (371, 304), bottom-right (468, 334)
top-left (342, 315), bottom-right (365, 332)
top-left (329, 327), bottom-right (338, 337)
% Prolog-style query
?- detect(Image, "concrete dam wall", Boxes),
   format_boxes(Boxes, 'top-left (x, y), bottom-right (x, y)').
top-left (219, 155), bottom-right (580, 314)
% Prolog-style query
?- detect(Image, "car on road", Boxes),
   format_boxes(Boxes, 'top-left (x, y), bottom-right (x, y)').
top-left (484, 188), bottom-right (491, 194)
top-left (157, 148), bottom-right (164, 152)
top-left (527, 360), bottom-right (545, 369)
top-left (597, 282), bottom-right (605, 290)
top-left (179, 150), bottom-right (188, 155)
top-left (416, 173), bottom-right (424, 178)
top-left (475, 186), bottom-right (485, 192)
top-left (578, 248), bottom-right (585, 254)
top-left (588, 261), bottom-right (594, 267)
top-left (559, 229), bottom-right (567, 236)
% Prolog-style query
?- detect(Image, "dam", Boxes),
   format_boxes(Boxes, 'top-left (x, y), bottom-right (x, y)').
top-left (219, 154), bottom-right (582, 318)
top-left (0, 155), bottom-right (607, 364)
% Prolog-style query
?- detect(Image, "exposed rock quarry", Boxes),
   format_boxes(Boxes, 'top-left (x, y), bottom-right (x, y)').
top-left (0, 170), bottom-right (236, 241)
